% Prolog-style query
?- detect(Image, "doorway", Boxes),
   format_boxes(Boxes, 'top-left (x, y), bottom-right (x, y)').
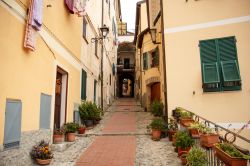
top-left (124, 58), bottom-right (130, 69)
top-left (54, 67), bottom-right (68, 129)
top-left (151, 82), bottom-right (160, 102)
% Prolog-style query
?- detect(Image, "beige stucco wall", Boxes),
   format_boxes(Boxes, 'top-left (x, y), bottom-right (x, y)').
top-left (163, 0), bottom-right (250, 148)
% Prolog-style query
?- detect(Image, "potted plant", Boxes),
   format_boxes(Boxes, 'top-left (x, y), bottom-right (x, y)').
top-left (64, 122), bottom-right (79, 142)
top-left (188, 122), bottom-right (203, 138)
top-left (79, 101), bottom-right (93, 127)
top-left (30, 140), bottom-right (53, 165)
top-left (53, 127), bottom-right (65, 144)
top-left (148, 118), bottom-right (165, 141)
top-left (172, 107), bottom-right (182, 121)
top-left (150, 100), bottom-right (164, 117)
top-left (214, 143), bottom-right (249, 166)
top-left (200, 126), bottom-right (220, 148)
top-left (179, 111), bottom-right (194, 127)
top-left (167, 118), bottom-right (178, 141)
top-left (78, 124), bottom-right (86, 134)
top-left (186, 146), bottom-right (207, 166)
top-left (175, 131), bottom-right (194, 156)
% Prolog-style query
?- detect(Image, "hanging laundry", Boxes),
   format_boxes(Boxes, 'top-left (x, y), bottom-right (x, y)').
top-left (65, 0), bottom-right (87, 16)
top-left (65, 0), bottom-right (75, 14)
top-left (24, 0), bottom-right (36, 51)
top-left (32, 0), bottom-right (43, 30)
top-left (74, 0), bottom-right (87, 17)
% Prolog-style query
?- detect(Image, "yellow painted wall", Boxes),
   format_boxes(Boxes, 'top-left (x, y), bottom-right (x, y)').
top-left (162, 0), bottom-right (250, 148)
top-left (0, 1), bottom-right (82, 145)
top-left (164, 0), bottom-right (250, 28)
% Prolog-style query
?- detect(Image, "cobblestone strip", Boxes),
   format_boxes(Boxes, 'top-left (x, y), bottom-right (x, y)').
top-left (135, 110), bottom-right (182, 166)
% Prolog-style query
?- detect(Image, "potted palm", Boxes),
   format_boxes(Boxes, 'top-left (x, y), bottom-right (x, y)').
top-left (64, 122), bottom-right (79, 142)
top-left (30, 140), bottom-right (53, 165)
top-left (53, 127), bottom-right (65, 144)
top-left (148, 118), bottom-right (165, 141)
top-left (167, 118), bottom-right (178, 141)
top-left (175, 131), bottom-right (194, 156)
top-left (150, 100), bottom-right (164, 117)
top-left (214, 143), bottom-right (249, 166)
top-left (186, 146), bottom-right (207, 166)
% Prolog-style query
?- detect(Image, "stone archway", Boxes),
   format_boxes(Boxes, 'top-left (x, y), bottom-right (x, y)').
top-left (117, 73), bottom-right (135, 98)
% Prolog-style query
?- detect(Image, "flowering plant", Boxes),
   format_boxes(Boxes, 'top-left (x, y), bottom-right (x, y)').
top-left (30, 140), bottom-right (53, 160)
top-left (53, 127), bottom-right (65, 135)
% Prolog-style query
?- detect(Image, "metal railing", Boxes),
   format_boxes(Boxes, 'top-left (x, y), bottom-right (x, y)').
top-left (175, 107), bottom-right (250, 166)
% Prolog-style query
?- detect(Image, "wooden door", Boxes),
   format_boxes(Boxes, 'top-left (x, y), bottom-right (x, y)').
top-left (151, 82), bottom-right (160, 102)
top-left (54, 72), bottom-right (62, 129)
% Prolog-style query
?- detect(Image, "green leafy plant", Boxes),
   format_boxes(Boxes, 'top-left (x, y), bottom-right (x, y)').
top-left (186, 146), bottom-right (207, 166)
top-left (150, 100), bottom-right (164, 117)
top-left (30, 140), bottom-right (53, 160)
top-left (79, 101), bottom-right (103, 120)
top-left (64, 122), bottom-right (79, 133)
top-left (175, 131), bottom-right (194, 149)
top-left (216, 143), bottom-right (250, 159)
top-left (168, 118), bottom-right (178, 131)
top-left (149, 118), bottom-right (165, 131)
top-left (53, 127), bottom-right (65, 135)
top-left (180, 111), bottom-right (193, 119)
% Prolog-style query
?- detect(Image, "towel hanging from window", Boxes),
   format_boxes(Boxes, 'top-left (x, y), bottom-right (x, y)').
top-left (24, 0), bottom-right (43, 51)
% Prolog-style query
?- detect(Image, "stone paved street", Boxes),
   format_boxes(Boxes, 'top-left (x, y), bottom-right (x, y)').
top-left (75, 98), bottom-right (181, 166)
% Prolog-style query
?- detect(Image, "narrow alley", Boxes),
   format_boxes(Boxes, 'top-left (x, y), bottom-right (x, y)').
top-left (75, 98), bottom-right (181, 166)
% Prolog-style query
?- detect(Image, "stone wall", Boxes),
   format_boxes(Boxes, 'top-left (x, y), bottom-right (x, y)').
top-left (0, 129), bottom-right (51, 166)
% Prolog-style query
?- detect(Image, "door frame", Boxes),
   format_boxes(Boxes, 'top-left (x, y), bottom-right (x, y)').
top-left (54, 66), bottom-right (68, 128)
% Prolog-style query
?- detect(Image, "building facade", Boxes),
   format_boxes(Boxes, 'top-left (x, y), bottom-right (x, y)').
top-left (134, 0), bottom-right (166, 112)
top-left (0, 0), bottom-right (120, 162)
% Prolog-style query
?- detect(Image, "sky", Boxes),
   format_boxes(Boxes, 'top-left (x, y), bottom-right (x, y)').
top-left (120, 0), bottom-right (141, 32)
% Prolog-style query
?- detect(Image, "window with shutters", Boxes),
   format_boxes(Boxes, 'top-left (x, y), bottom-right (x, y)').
top-left (199, 36), bottom-right (241, 92)
top-left (143, 52), bottom-right (148, 70)
top-left (151, 48), bottom-right (159, 67)
top-left (81, 69), bottom-right (87, 100)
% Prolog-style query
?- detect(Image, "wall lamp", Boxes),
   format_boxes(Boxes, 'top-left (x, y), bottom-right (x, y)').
top-left (91, 24), bottom-right (109, 43)
top-left (150, 28), bottom-right (161, 44)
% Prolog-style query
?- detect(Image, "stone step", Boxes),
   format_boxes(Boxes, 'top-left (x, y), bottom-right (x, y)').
top-left (51, 141), bottom-right (76, 152)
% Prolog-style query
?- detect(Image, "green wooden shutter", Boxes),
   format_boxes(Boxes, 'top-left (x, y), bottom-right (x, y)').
top-left (221, 60), bottom-right (241, 88)
top-left (81, 69), bottom-right (87, 100)
top-left (218, 37), bottom-right (237, 61)
top-left (202, 63), bottom-right (220, 84)
top-left (143, 53), bottom-right (148, 70)
top-left (94, 80), bottom-right (97, 103)
top-left (200, 40), bottom-right (220, 91)
top-left (218, 37), bottom-right (241, 90)
top-left (200, 40), bottom-right (217, 63)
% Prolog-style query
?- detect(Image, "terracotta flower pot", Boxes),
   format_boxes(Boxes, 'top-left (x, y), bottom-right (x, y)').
top-left (179, 151), bottom-right (188, 165)
top-left (78, 127), bottom-right (86, 134)
top-left (180, 118), bottom-right (194, 127)
top-left (168, 130), bottom-right (177, 141)
top-left (151, 129), bottom-right (161, 141)
top-left (66, 133), bottom-right (76, 142)
top-left (53, 134), bottom-right (64, 144)
top-left (200, 134), bottom-right (219, 148)
top-left (214, 146), bottom-right (247, 166)
top-left (178, 147), bottom-right (191, 156)
top-left (172, 134), bottom-right (177, 146)
top-left (188, 128), bottom-right (200, 138)
top-left (36, 159), bottom-right (52, 165)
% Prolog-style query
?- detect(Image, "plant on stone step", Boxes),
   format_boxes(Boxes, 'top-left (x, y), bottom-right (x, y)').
top-left (186, 146), bottom-right (207, 166)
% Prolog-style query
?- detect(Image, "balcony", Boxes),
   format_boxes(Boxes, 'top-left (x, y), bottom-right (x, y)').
top-left (117, 63), bottom-right (135, 72)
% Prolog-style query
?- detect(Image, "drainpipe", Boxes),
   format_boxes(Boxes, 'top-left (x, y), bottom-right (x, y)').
top-left (101, 0), bottom-right (104, 111)
top-left (160, 0), bottom-right (168, 124)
